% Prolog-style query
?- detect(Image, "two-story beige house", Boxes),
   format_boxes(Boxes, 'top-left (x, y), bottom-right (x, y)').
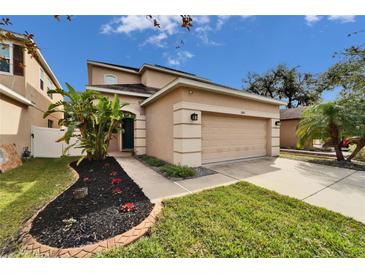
top-left (0, 30), bottom-right (63, 156)
top-left (87, 60), bottom-right (286, 167)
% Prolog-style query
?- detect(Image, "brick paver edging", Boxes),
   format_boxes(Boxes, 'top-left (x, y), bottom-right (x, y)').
top-left (20, 164), bottom-right (163, 258)
top-left (21, 202), bottom-right (162, 258)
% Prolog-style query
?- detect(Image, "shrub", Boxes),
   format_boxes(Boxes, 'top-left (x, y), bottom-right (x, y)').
top-left (43, 84), bottom-right (130, 163)
top-left (140, 155), bottom-right (165, 167)
top-left (160, 164), bottom-right (195, 178)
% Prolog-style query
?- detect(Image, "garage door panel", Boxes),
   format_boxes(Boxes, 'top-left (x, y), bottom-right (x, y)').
top-left (202, 113), bottom-right (268, 163)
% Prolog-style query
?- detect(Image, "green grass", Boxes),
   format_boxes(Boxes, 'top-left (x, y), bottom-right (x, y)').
top-left (139, 155), bottom-right (165, 167)
top-left (99, 181), bottom-right (365, 258)
top-left (139, 155), bottom-right (196, 178)
top-left (0, 157), bottom-right (77, 251)
top-left (160, 164), bottom-right (195, 178)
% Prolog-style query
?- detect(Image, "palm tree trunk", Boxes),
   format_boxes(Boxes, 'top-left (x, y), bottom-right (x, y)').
top-left (330, 121), bottom-right (344, 161)
top-left (346, 137), bottom-right (365, 161)
top-left (334, 145), bottom-right (345, 161)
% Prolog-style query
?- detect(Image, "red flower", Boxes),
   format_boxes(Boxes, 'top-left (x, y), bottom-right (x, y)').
top-left (110, 171), bottom-right (118, 176)
top-left (120, 202), bottom-right (135, 212)
top-left (113, 187), bottom-right (122, 194)
top-left (112, 178), bottom-right (123, 185)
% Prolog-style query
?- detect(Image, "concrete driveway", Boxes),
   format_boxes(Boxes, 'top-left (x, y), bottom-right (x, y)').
top-left (205, 157), bottom-right (365, 223)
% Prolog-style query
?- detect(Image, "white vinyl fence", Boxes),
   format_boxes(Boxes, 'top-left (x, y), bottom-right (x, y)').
top-left (31, 126), bottom-right (85, 158)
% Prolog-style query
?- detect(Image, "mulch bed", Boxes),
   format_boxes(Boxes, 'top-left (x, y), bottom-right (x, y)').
top-left (29, 157), bottom-right (153, 249)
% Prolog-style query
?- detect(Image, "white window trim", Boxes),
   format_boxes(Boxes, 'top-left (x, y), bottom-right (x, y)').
top-left (0, 41), bottom-right (13, 76)
top-left (104, 74), bottom-right (118, 84)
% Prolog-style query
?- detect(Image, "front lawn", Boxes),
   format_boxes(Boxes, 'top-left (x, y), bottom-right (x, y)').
top-left (0, 157), bottom-right (77, 254)
top-left (99, 181), bottom-right (365, 258)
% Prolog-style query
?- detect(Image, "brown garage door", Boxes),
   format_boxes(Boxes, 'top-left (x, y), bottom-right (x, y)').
top-left (202, 112), bottom-right (268, 164)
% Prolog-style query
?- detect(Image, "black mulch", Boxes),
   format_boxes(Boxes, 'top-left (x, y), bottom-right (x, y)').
top-left (29, 157), bottom-right (154, 248)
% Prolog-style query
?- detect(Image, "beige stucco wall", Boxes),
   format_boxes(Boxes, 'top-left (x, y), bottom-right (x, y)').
top-left (88, 64), bottom-right (141, 85)
top-left (140, 68), bottom-right (177, 89)
top-left (0, 95), bottom-right (61, 155)
top-left (0, 39), bottom-right (63, 155)
top-left (280, 119), bottom-right (300, 148)
top-left (144, 88), bottom-right (184, 163)
top-left (180, 87), bottom-right (278, 114)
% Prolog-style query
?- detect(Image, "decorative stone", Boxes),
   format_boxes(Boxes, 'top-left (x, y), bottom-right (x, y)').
top-left (0, 144), bottom-right (22, 173)
top-left (73, 187), bottom-right (88, 199)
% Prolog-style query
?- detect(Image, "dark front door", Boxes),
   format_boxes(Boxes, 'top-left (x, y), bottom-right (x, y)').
top-left (122, 118), bottom-right (134, 150)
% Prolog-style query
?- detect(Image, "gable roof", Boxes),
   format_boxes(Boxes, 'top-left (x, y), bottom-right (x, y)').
top-left (87, 60), bottom-right (210, 82)
top-left (280, 107), bottom-right (305, 120)
top-left (141, 78), bottom-right (287, 106)
top-left (87, 83), bottom-right (158, 97)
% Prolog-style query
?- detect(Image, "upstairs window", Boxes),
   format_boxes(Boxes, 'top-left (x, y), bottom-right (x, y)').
top-left (40, 68), bottom-right (44, 90)
top-left (47, 78), bottom-right (54, 99)
top-left (0, 43), bottom-right (24, 76)
top-left (0, 43), bottom-right (11, 73)
top-left (104, 74), bottom-right (118, 84)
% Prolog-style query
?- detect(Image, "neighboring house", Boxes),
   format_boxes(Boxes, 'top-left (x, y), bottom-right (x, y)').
top-left (280, 107), bottom-right (306, 148)
top-left (0, 30), bottom-right (63, 156)
top-left (87, 60), bottom-right (286, 167)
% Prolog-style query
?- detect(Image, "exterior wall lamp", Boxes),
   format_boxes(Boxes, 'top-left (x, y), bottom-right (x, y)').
top-left (191, 113), bottom-right (199, 121)
top-left (275, 121), bottom-right (281, 126)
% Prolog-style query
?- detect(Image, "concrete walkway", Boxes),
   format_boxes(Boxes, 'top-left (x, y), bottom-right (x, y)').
top-left (115, 156), bottom-right (365, 223)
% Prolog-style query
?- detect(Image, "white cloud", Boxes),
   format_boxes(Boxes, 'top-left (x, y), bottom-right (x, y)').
top-left (304, 15), bottom-right (322, 26)
top-left (328, 15), bottom-right (356, 23)
top-left (101, 15), bottom-right (180, 35)
top-left (216, 16), bottom-right (231, 30)
top-left (305, 15), bottom-right (356, 26)
top-left (144, 33), bottom-right (168, 47)
top-left (165, 51), bottom-right (194, 66)
top-left (194, 25), bottom-right (220, 46)
top-left (193, 16), bottom-right (210, 25)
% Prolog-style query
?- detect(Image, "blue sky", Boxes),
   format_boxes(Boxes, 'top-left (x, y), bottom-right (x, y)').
top-left (6, 15), bottom-right (365, 101)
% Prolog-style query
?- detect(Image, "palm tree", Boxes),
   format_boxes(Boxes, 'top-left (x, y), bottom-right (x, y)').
top-left (296, 102), bottom-right (345, 161)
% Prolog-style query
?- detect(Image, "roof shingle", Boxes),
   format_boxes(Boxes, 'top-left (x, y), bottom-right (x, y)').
top-left (280, 107), bottom-right (305, 120)
top-left (88, 84), bottom-right (158, 95)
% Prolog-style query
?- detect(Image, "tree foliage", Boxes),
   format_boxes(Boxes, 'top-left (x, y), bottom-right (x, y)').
top-left (297, 45), bottom-right (365, 161)
top-left (297, 102), bottom-right (346, 160)
top-left (243, 64), bottom-right (322, 108)
top-left (43, 84), bottom-right (129, 163)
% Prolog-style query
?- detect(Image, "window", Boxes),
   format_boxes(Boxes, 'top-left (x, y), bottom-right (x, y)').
top-left (0, 43), bottom-right (24, 76)
top-left (47, 78), bottom-right (54, 99)
top-left (40, 68), bottom-right (44, 90)
top-left (104, 74), bottom-right (118, 84)
top-left (47, 119), bottom-right (53, 128)
top-left (0, 43), bottom-right (11, 73)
